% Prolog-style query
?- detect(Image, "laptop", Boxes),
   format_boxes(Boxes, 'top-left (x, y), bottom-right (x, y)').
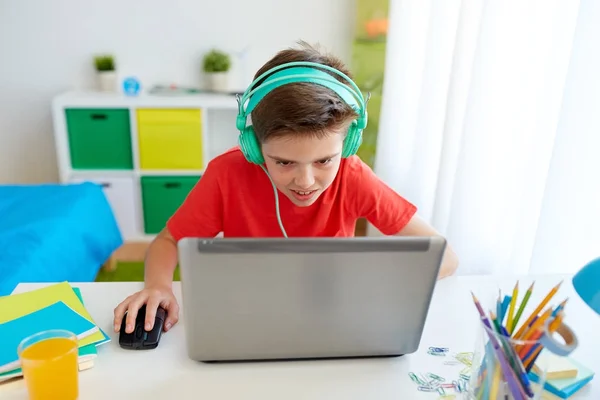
top-left (177, 236), bottom-right (446, 362)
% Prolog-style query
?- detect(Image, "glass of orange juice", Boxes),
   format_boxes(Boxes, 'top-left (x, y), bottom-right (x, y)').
top-left (18, 329), bottom-right (79, 400)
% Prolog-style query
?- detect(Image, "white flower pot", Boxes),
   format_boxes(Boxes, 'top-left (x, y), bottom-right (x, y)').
top-left (97, 71), bottom-right (117, 92)
top-left (206, 72), bottom-right (229, 93)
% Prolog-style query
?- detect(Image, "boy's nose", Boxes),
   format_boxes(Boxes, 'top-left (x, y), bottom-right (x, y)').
top-left (295, 168), bottom-right (315, 189)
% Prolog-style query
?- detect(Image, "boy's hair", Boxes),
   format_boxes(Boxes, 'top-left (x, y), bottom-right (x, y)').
top-left (250, 41), bottom-right (359, 144)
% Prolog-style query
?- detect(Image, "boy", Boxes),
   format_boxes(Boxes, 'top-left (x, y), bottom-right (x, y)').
top-left (113, 42), bottom-right (458, 335)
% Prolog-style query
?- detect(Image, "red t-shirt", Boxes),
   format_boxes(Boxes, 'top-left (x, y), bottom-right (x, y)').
top-left (167, 147), bottom-right (417, 241)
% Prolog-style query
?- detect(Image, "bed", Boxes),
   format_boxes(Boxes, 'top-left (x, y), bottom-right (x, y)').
top-left (0, 182), bottom-right (123, 295)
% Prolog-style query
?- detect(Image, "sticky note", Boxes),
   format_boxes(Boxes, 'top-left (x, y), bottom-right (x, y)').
top-left (533, 351), bottom-right (578, 380)
top-left (528, 353), bottom-right (595, 399)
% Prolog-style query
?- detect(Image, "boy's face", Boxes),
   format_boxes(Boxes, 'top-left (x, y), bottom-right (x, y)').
top-left (261, 131), bottom-right (345, 207)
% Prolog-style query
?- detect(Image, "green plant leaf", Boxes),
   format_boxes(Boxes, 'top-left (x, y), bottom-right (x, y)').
top-left (202, 49), bottom-right (231, 73)
top-left (94, 55), bottom-right (115, 72)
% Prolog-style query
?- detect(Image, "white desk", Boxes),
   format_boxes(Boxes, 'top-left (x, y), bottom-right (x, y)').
top-left (2, 275), bottom-right (598, 399)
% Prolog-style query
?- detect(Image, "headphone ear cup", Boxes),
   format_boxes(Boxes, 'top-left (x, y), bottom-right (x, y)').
top-left (238, 126), bottom-right (265, 164)
top-left (342, 121), bottom-right (363, 158)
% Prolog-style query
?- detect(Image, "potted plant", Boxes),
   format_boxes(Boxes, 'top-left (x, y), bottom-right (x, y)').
top-left (202, 49), bottom-right (231, 93)
top-left (94, 55), bottom-right (117, 92)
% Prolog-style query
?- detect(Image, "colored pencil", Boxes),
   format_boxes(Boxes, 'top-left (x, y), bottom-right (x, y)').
top-left (471, 292), bottom-right (527, 400)
top-left (525, 345), bottom-right (544, 373)
top-left (521, 311), bottom-right (564, 366)
top-left (520, 307), bottom-right (553, 343)
top-left (490, 366), bottom-right (501, 400)
top-left (511, 281), bottom-right (534, 333)
top-left (507, 281), bottom-right (519, 334)
top-left (513, 281), bottom-right (562, 339)
top-left (520, 297), bottom-right (566, 336)
top-left (514, 309), bottom-right (550, 356)
top-left (492, 313), bottom-right (534, 397)
top-left (524, 312), bottom-right (564, 371)
top-left (500, 295), bottom-right (512, 324)
top-left (518, 328), bottom-right (544, 360)
top-left (522, 342), bottom-right (541, 369)
top-left (553, 298), bottom-right (568, 317)
top-left (471, 280), bottom-right (570, 399)
top-left (548, 311), bottom-right (564, 333)
top-left (522, 298), bottom-right (568, 357)
top-left (496, 290), bottom-right (502, 326)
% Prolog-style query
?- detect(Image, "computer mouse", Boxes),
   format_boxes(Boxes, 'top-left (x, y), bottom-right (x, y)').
top-left (119, 304), bottom-right (166, 350)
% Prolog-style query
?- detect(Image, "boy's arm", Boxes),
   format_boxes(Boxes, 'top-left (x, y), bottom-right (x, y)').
top-left (347, 156), bottom-right (458, 279)
top-left (144, 228), bottom-right (179, 290)
top-left (113, 227), bottom-right (181, 334)
top-left (394, 215), bottom-right (459, 279)
top-left (114, 160), bottom-right (224, 333)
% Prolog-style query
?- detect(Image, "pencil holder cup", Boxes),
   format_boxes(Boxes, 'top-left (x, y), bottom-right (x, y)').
top-left (465, 317), bottom-right (551, 400)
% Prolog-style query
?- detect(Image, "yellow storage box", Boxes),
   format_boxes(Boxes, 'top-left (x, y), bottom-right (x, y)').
top-left (137, 109), bottom-right (204, 170)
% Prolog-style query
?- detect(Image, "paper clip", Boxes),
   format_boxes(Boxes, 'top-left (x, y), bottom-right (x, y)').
top-left (452, 380), bottom-right (461, 393)
top-left (428, 346), bottom-right (449, 356)
top-left (417, 385), bottom-right (438, 392)
top-left (408, 372), bottom-right (422, 385)
top-left (427, 372), bottom-right (445, 382)
top-left (455, 378), bottom-right (468, 393)
top-left (458, 366), bottom-right (471, 380)
top-left (420, 373), bottom-right (434, 385)
top-left (429, 346), bottom-right (449, 352)
top-left (428, 352), bottom-right (446, 357)
top-left (453, 352), bottom-right (473, 366)
top-left (428, 349), bottom-right (447, 356)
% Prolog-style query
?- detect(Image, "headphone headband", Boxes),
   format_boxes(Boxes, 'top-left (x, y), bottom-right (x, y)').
top-left (244, 68), bottom-right (362, 115)
top-left (236, 61), bottom-right (367, 130)
top-left (236, 60), bottom-right (369, 167)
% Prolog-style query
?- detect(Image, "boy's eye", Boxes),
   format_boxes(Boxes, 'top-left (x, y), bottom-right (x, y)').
top-left (275, 159), bottom-right (331, 166)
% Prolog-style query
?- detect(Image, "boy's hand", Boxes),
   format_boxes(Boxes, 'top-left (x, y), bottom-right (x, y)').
top-left (113, 286), bottom-right (180, 334)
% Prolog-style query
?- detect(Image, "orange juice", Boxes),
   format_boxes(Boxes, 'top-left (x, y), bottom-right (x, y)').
top-left (20, 336), bottom-right (78, 400)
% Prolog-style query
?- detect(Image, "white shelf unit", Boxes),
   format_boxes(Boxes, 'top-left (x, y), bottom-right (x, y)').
top-left (52, 91), bottom-right (240, 242)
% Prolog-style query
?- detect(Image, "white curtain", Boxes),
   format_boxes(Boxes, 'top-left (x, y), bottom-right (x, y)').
top-left (371, 0), bottom-right (600, 276)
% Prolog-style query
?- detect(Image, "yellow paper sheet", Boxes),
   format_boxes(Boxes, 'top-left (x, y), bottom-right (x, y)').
top-left (0, 282), bottom-right (104, 347)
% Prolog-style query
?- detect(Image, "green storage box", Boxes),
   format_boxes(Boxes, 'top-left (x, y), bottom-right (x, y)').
top-left (141, 176), bottom-right (201, 234)
top-left (65, 108), bottom-right (133, 169)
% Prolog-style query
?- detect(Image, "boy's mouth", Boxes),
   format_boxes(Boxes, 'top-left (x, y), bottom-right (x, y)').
top-left (290, 189), bottom-right (317, 201)
top-left (292, 190), bottom-right (315, 195)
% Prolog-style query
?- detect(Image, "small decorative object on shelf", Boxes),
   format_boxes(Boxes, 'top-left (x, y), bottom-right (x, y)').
top-left (122, 76), bottom-right (141, 97)
top-left (202, 49), bottom-right (231, 93)
top-left (94, 55), bottom-right (117, 92)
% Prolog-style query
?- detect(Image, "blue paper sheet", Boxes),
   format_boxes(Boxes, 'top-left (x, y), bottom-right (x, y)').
top-left (0, 300), bottom-right (98, 373)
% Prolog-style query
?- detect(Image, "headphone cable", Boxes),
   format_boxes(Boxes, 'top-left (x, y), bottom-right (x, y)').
top-left (259, 164), bottom-right (289, 238)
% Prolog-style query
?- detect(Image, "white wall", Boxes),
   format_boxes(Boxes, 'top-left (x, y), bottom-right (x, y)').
top-left (0, 0), bottom-right (356, 184)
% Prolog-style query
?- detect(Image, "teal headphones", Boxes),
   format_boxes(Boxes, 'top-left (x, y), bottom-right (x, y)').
top-left (234, 61), bottom-right (369, 237)
top-left (236, 61), bottom-right (369, 164)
